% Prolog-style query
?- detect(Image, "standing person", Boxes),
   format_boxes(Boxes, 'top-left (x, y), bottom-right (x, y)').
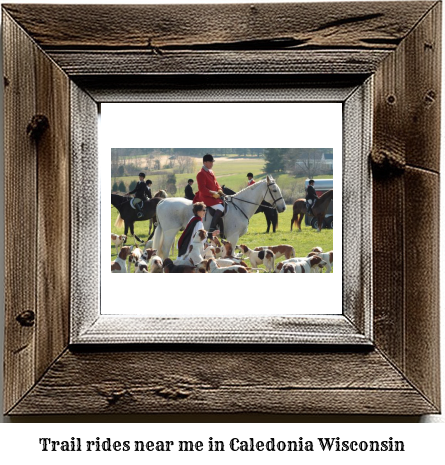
top-left (193, 153), bottom-right (224, 235)
top-left (247, 172), bottom-right (255, 186)
top-left (306, 179), bottom-right (318, 215)
top-left (177, 202), bottom-right (219, 258)
top-left (125, 172), bottom-right (151, 218)
top-left (145, 179), bottom-right (153, 199)
top-left (185, 179), bottom-right (195, 201)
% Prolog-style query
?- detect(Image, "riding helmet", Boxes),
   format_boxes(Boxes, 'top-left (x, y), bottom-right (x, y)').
top-left (247, 172), bottom-right (253, 177)
top-left (203, 153), bottom-right (214, 162)
top-left (139, 172), bottom-right (146, 178)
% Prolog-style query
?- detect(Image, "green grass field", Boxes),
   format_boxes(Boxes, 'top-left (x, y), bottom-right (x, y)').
top-left (111, 205), bottom-right (333, 272)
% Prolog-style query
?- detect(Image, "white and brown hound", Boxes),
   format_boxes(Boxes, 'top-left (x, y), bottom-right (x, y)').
top-left (111, 233), bottom-right (127, 255)
top-left (134, 259), bottom-right (149, 273)
top-left (238, 244), bottom-right (275, 272)
top-left (175, 229), bottom-right (207, 266)
top-left (254, 244), bottom-right (295, 260)
top-left (206, 258), bottom-right (249, 274)
top-left (128, 246), bottom-right (142, 272)
top-left (111, 246), bottom-right (131, 273)
top-left (149, 254), bottom-right (163, 273)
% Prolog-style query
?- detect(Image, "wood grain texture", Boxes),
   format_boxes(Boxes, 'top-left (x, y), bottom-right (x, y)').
top-left (8, 349), bottom-right (437, 415)
top-left (342, 81), bottom-right (372, 336)
top-left (70, 83), bottom-right (99, 339)
top-left (2, 2), bottom-right (435, 50)
top-left (404, 2), bottom-right (441, 172)
top-left (46, 50), bottom-right (391, 76)
top-left (3, 12), bottom-right (38, 414)
top-left (75, 315), bottom-right (370, 345)
top-left (404, 168), bottom-right (440, 408)
top-left (372, 3), bottom-right (441, 411)
top-left (77, 75), bottom-right (365, 103)
top-left (35, 38), bottom-right (71, 382)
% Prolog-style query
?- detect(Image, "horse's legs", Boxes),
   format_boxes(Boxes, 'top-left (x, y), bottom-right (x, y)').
top-left (128, 223), bottom-right (137, 244)
top-left (297, 213), bottom-right (304, 231)
top-left (266, 213), bottom-right (271, 233)
top-left (148, 218), bottom-right (153, 236)
top-left (317, 214), bottom-right (323, 233)
top-left (226, 233), bottom-right (240, 249)
top-left (290, 214), bottom-right (294, 231)
top-left (160, 229), bottom-right (177, 259)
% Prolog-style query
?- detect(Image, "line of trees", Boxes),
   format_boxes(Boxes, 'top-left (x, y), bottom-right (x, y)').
top-left (264, 148), bottom-right (333, 178)
top-left (111, 148), bottom-right (265, 158)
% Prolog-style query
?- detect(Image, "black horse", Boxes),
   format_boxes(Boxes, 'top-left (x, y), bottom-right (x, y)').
top-left (111, 194), bottom-right (162, 243)
top-left (222, 185), bottom-right (278, 233)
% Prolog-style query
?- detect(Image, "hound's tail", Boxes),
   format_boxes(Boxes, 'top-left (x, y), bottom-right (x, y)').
top-left (115, 214), bottom-right (124, 229)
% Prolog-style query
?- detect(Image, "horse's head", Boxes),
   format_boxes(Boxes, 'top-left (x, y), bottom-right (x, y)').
top-left (265, 176), bottom-right (286, 213)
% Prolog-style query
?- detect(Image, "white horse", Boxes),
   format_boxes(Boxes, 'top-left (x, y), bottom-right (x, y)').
top-left (153, 176), bottom-right (286, 259)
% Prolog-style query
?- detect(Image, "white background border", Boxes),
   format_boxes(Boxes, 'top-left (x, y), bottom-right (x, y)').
top-left (101, 102), bottom-right (342, 316)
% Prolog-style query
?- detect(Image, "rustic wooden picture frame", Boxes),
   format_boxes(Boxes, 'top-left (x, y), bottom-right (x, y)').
top-left (2, 2), bottom-right (440, 415)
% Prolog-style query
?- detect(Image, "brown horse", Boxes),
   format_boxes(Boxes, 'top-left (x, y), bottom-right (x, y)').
top-left (290, 190), bottom-right (333, 232)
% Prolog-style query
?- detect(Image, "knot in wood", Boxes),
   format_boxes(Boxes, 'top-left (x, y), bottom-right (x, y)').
top-left (154, 386), bottom-right (191, 400)
top-left (386, 95), bottom-right (396, 105)
top-left (370, 149), bottom-right (405, 178)
top-left (16, 310), bottom-right (35, 327)
top-left (27, 115), bottom-right (49, 140)
top-left (95, 385), bottom-right (130, 405)
top-left (105, 390), bottom-right (128, 405)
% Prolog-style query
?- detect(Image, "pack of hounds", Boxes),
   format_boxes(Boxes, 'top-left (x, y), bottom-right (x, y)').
top-left (111, 232), bottom-right (333, 274)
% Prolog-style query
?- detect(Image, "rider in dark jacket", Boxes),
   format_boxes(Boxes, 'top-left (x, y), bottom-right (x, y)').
top-left (306, 179), bottom-right (318, 214)
top-left (145, 179), bottom-right (153, 199)
top-left (126, 173), bottom-right (151, 218)
top-left (185, 179), bottom-right (195, 201)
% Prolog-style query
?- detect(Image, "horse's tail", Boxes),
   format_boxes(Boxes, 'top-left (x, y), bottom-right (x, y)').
top-left (115, 213), bottom-right (124, 229)
top-left (152, 220), bottom-right (164, 254)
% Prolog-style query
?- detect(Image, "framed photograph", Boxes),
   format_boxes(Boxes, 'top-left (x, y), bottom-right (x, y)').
top-left (3, 2), bottom-right (440, 415)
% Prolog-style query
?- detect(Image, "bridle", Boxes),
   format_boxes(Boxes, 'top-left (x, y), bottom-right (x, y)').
top-left (224, 180), bottom-right (283, 221)
top-left (264, 180), bottom-right (284, 209)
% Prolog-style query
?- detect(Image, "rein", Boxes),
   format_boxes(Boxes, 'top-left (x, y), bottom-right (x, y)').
top-left (223, 181), bottom-right (283, 222)
top-left (225, 182), bottom-right (282, 211)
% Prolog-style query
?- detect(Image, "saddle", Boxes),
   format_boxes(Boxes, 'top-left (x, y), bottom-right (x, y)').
top-left (130, 198), bottom-right (144, 210)
top-left (306, 199), bottom-right (316, 214)
top-left (206, 205), bottom-right (226, 218)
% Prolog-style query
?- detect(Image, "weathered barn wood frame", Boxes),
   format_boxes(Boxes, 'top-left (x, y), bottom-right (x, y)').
top-left (2, 2), bottom-right (441, 415)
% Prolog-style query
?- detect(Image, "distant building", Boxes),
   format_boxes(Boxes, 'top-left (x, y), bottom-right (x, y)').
top-left (321, 153), bottom-right (333, 166)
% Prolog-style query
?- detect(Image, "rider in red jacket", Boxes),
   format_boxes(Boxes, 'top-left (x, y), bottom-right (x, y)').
top-left (193, 153), bottom-right (224, 235)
